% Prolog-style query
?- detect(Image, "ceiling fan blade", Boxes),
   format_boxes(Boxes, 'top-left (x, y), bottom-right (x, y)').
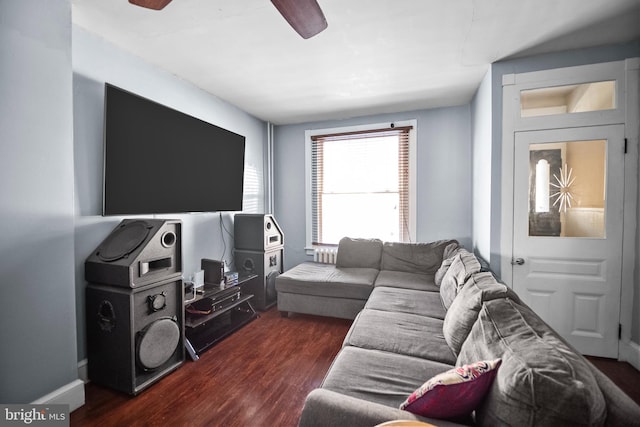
top-left (129, 0), bottom-right (173, 10)
top-left (271, 0), bottom-right (328, 39)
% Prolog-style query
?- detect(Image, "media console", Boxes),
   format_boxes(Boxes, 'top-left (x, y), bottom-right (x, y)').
top-left (184, 273), bottom-right (259, 360)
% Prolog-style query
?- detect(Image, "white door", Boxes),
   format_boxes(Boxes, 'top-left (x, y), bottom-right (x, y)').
top-left (513, 124), bottom-right (625, 358)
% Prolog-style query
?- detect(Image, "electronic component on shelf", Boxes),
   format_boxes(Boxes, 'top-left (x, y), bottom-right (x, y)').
top-left (224, 271), bottom-right (239, 286)
top-left (201, 259), bottom-right (224, 286)
top-left (185, 287), bottom-right (242, 317)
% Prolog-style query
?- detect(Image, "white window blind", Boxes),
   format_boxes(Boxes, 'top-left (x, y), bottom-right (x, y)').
top-left (310, 126), bottom-right (412, 245)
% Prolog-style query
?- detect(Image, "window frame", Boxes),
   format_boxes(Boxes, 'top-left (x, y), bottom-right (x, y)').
top-left (304, 120), bottom-right (417, 252)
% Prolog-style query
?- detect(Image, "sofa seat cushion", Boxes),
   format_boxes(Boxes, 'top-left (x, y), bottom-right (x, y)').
top-left (381, 240), bottom-right (459, 274)
top-left (275, 262), bottom-right (378, 300)
top-left (443, 272), bottom-right (520, 355)
top-left (365, 286), bottom-right (446, 320)
top-left (322, 346), bottom-right (454, 409)
top-left (374, 270), bottom-right (439, 292)
top-left (458, 298), bottom-right (607, 427)
top-left (344, 309), bottom-right (456, 364)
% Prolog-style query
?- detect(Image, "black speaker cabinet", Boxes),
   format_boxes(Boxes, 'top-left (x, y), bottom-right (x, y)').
top-left (234, 214), bottom-right (284, 251)
top-left (85, 219), bottom-right (182, 288)
top-left (234, 248), bottom-right (282, 311)
top-left (86, 278), bottom-right (184, 395)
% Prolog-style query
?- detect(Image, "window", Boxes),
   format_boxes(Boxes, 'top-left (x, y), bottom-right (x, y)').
top-left (520, 80), bottom-right (616, 118)
top-left (306, 122), bottom-right (416, 247)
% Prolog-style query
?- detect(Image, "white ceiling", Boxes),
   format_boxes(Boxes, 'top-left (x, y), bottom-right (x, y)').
top-left (72, 0), bottom-right (640, 125)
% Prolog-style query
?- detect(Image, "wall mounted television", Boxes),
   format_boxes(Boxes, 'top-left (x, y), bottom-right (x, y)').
top-left (103, 83), bottom-right (245, 215)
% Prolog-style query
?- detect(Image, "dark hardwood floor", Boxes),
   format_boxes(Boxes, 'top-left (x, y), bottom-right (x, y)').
top-left (586, 356), bottom-right (640, 406)
top-left (71, 308), bottom-right (352, 427)
top-left (72, 307), bottom-right (640, 427)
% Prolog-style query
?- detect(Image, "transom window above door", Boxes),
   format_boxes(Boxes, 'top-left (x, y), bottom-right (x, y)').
top-left (305, 121), bottom-right (416, 247)
top-left (520, 80), bottom-right (616, 118)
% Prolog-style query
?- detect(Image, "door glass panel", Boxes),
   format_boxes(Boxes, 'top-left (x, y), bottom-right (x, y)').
top-left (521, 81), bottom-right (615, 118)
top-left (528, 139), bottom-right (606, 238)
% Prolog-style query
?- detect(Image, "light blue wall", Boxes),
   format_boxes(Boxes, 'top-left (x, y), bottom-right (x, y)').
top-left (274, 106), bottom-right (472, 270)
top-left (72, 27), bottom-right (267, 361)
top-left (470, 68), bottom-right (492, 264)
top-left (0, 0), bottom-right (79, 402)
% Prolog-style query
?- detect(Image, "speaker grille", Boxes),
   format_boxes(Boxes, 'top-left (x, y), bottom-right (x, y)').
top-left (137, 317), bottom-right (181, 371)
top-left (98, 220), bottom-right (151, 261)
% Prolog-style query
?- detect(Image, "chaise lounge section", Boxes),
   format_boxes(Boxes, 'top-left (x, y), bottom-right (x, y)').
top-left (275, 260), bottom-right (378, 319)
top-left (276, 237), bottom-right (640, 427)
top-left (276, 238), bottom-right (457, 319)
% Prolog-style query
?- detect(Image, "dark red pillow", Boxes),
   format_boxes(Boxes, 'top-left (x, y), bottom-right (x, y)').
top-left (400, 359), bottom-right (501, 420)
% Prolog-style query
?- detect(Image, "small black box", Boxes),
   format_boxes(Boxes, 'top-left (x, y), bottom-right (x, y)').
top-left (201, 259), bottom-right (224, 285)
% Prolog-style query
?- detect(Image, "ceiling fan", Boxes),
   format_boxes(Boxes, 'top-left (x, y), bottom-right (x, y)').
top-left (128, 0), bottom-right (328, 39)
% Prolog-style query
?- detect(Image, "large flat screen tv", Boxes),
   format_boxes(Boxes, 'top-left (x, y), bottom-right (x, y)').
top-left (103, 84), bottom-right (245, 215)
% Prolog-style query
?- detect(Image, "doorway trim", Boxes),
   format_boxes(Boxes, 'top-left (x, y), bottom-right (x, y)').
top-left (500, 58), bottom-right (639, 362)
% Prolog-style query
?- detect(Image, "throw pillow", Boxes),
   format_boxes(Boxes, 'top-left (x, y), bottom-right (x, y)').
top-left (400, 359), bottom-right (502, 420)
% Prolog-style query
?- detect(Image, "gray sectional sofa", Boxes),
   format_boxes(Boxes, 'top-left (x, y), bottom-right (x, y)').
top-left (275, 237), bottom-right (640, 427)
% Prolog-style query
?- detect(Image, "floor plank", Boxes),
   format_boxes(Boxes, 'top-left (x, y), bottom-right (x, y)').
top-left (72, 307), bottom-right (640, 426)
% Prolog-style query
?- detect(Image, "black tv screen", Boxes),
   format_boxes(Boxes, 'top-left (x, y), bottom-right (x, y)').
top-left (103, 84), bottom-right (245, 215)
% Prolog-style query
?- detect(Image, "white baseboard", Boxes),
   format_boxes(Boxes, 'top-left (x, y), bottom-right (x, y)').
top-left (31, 379), bottom-right (85, 412)
top-left (30, 359), bottom-right (89, 412)
top-left (620, 339), bottom-right (640, 371)
top-left (78, 358), bottom-right (89, 384)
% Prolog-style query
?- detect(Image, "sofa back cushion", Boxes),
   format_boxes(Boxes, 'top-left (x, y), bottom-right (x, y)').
top-left (443, 272), bottom-right (519, 355)
top-left (336, 237), bottom-right (383, 269)
top-left (434, 242), bottom-right (462, 287)
top-left (434, 256), bottom-right (455, 288)
top-left (439, 250), bottom-right (481, 310)
top-left (457, 298), bottom-right (606, 427)
top-left (381, 240), bottom-right (458, 274)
